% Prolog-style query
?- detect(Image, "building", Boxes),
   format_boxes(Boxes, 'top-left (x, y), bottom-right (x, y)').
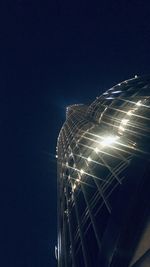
top-left (56, 76), bottom-right (150, 267)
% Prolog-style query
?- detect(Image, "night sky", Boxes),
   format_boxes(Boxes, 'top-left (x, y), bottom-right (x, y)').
top-left (1, 1), bottom-right (150, 266)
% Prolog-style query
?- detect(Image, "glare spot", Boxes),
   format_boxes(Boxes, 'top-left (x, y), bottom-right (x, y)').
top-left (80, 169), bottom-right (84, 175)
top-left (121, 119), bottom-right (129, 126)
top-left (100, 136), bottom-right (119, 147)
top-left (127, 110), bottom-right (133, 116)
top-left (87, 156), bottom-right (92, 162)
top-left (119, 125), bottom-right (125, 132)
top-left (94, 147), bottom-right (99, 153)
top-left (112, 90), bottom-right (122, 94)
top-left (136, 100), bottom-right (142, 106)
top-left (103, 92), bottom-right (108, 95)
top-left (73, 184), bottom-right (76, 190)
top-left (106, 97), bottom-right (115, 100)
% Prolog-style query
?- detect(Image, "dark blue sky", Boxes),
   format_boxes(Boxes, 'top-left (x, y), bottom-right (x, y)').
top-left (1, 0), bottom-right (150, 266)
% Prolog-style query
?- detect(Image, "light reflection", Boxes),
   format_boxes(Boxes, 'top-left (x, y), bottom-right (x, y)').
top-left (94, 147), bottom-right (99, 153)
top-left (87, 156), bottom-right (92, 162)
top-left (121, 119), bottom-right (129, 125)
top-left (112, 90), bottom-right (122, 94)
top-left (127, 110), bottom-right (133, 116)
top-left (80, 169), bottom-right (85, 175)
top-left (136, 100), bottom-right (142, 106)
top-left (100, 136), bottom-right (119, 147)
top-left (119, 125), bottom-right (125, 132)
top-left (73, 184), bottom-right (76, 190)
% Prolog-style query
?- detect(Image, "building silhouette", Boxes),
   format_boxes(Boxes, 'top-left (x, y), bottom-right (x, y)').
top-left (56, 76), bottom-right (150, 267)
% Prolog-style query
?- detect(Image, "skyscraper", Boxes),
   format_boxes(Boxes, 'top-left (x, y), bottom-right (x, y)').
top-left (56, 76), bottom-right (150, 267)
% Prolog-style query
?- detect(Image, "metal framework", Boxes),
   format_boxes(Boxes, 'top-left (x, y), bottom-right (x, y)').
top-left (56, 75), bottom-right (150, 267)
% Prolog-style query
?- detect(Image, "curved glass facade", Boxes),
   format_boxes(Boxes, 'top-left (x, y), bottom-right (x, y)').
top-left (57, 76), bottom-right (150, 267)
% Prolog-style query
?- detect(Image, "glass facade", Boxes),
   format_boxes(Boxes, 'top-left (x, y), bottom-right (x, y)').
top-left (57, 76), bottom-right (150, 267)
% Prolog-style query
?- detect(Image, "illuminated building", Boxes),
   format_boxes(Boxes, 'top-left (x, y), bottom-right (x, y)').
top-left (56, 75), bottom-right (150, 267)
